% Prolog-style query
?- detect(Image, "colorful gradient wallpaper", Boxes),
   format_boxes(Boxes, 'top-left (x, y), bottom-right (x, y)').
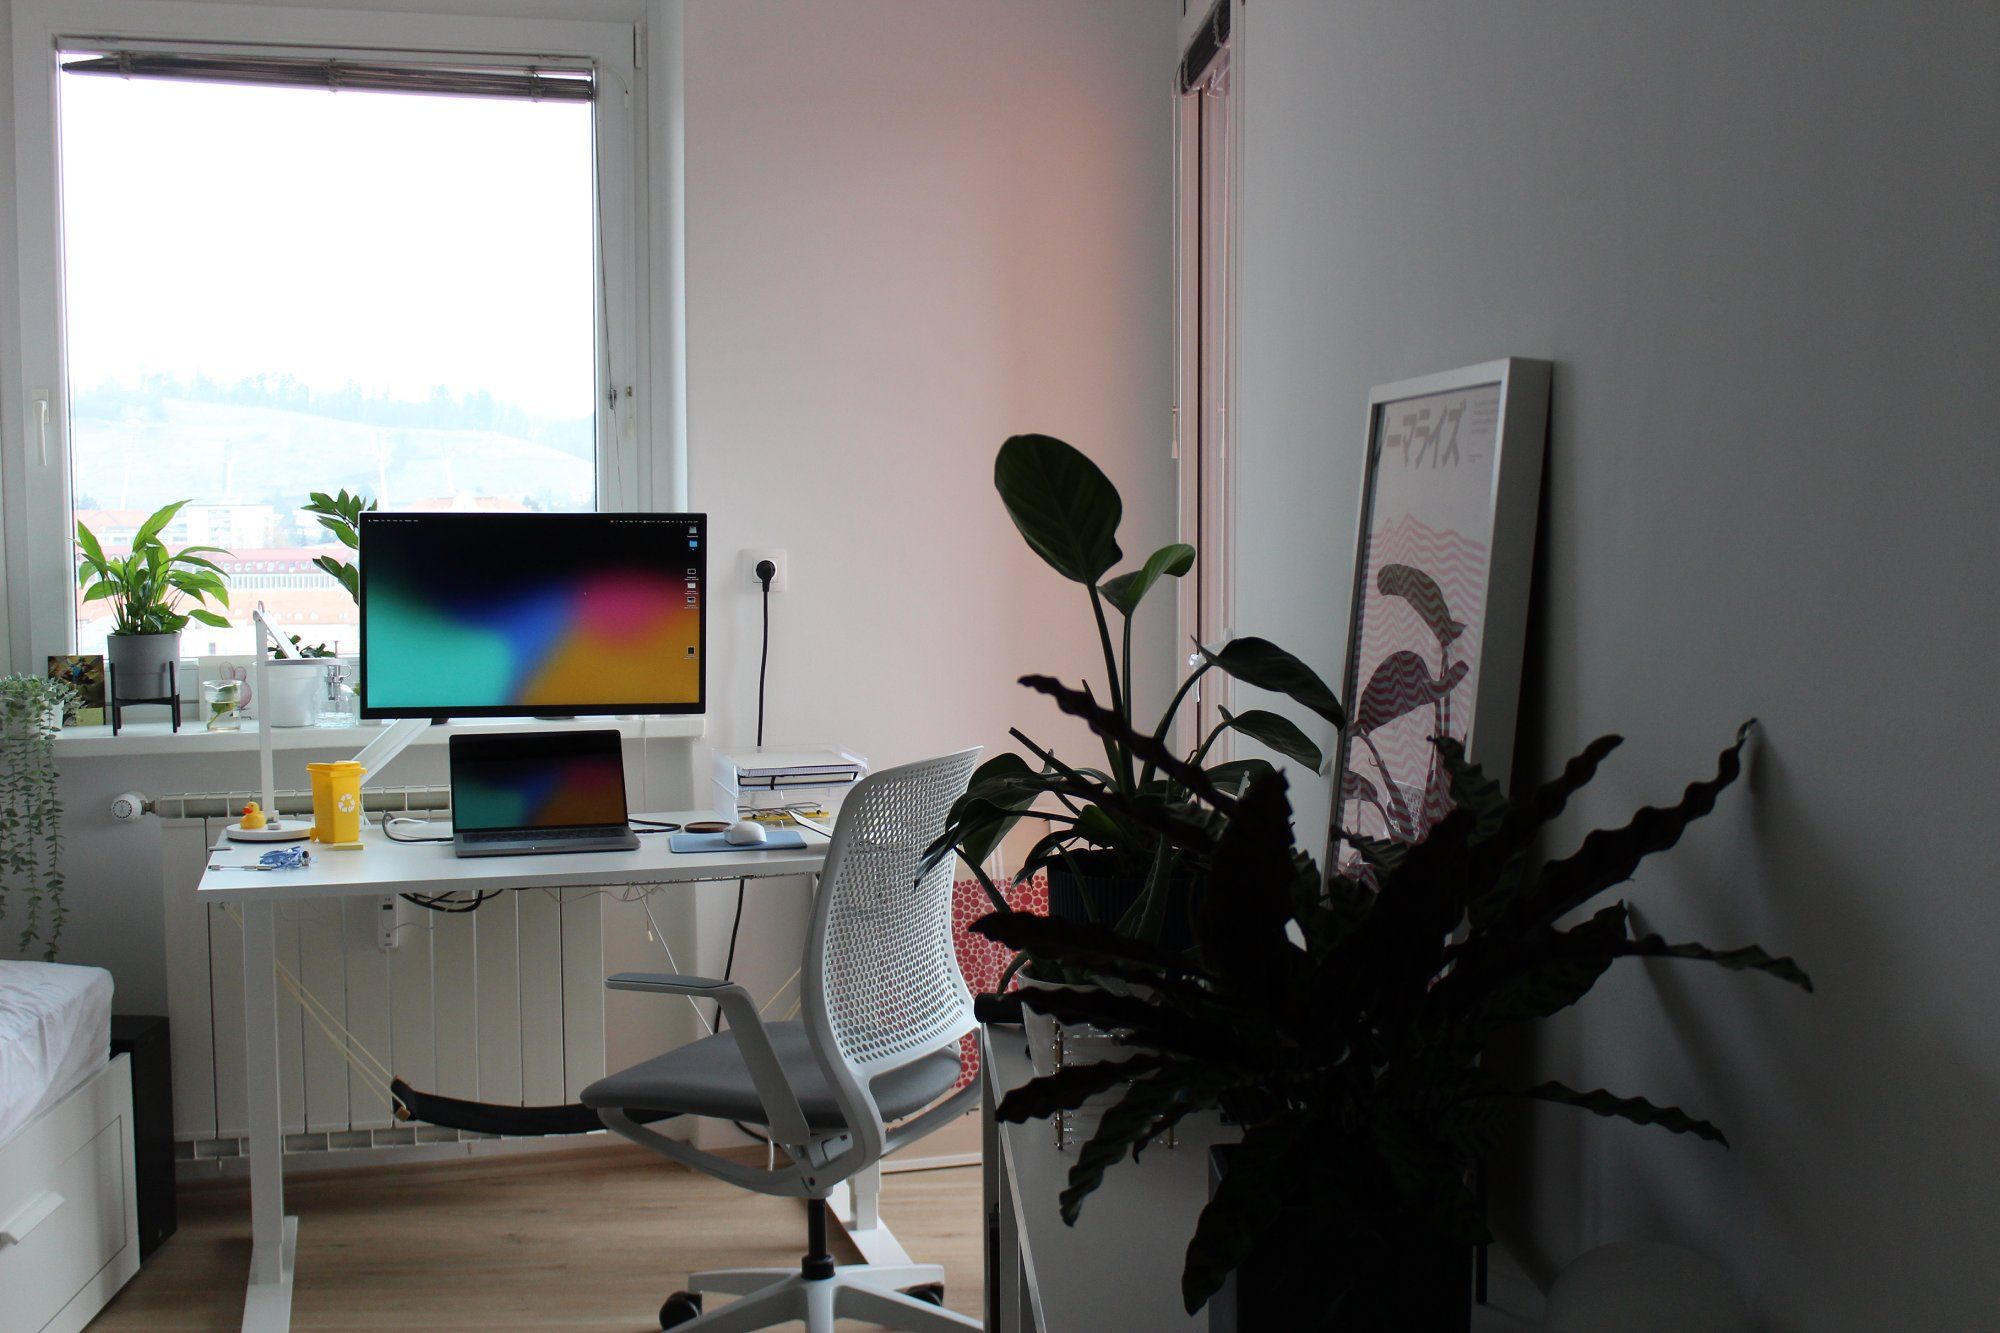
top-left (361, 514), bottom-right (704, 716)
top-left (452, 742), bottom-right (628, 832)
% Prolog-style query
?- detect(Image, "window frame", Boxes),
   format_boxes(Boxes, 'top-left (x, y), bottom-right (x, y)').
top-left (1173, 4), bottom-right (1243, 754)
top-left (3, 0), bottom-right (659, 669)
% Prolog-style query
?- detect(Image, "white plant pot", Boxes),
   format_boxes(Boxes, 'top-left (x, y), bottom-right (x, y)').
top-left (262, 659), bottom-right (327, 728)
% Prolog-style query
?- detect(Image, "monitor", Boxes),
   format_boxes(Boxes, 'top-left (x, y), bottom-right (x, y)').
top-left (359, 512), bottom-right (706, 719)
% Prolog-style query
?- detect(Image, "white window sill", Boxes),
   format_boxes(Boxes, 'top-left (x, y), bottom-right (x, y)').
top-left (52, 714), bottom-right (704, 760)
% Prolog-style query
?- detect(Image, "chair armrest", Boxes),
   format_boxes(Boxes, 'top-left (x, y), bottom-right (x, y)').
top-left (601, 972), bottom-right (814, 1146)
top-left (606, 972), bottom-right (734, 994)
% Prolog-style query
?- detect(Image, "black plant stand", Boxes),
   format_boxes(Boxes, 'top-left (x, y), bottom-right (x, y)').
top-left (109, 661), bottom-right (182, 735)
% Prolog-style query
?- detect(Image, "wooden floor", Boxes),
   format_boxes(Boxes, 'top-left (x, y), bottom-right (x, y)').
top-left (93, 1144), bottom-right (983, 1331)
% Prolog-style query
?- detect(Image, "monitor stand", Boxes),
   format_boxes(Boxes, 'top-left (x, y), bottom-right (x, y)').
top-left (353, 717), bottom-right (431, 789)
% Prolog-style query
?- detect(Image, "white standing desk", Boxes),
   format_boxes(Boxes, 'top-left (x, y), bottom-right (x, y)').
top-left (197, 811), bottom-right (837, 1333)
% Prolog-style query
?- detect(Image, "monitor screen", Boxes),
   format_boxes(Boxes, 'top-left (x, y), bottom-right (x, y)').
top-left (449, 730), bottom-right (630, 832)
top-left (360, 512), bottom-right (705, 719)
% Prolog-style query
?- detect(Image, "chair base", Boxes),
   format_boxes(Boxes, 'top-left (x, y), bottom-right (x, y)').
top-left (670, 1263), bottom-right (978, 1332)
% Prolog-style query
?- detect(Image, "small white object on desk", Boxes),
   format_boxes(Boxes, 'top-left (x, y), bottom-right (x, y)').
top-left (724, 819), bottom-right (767, 846)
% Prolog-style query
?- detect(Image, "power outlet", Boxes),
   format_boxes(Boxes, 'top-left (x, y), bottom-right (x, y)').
top-left (744, 548), bottom-right (789, 593)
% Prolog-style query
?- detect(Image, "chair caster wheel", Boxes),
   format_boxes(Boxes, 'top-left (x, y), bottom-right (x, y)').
top-left (902, 1282), bottom-right (946, 1306)
top-left (660, 1291), bottom-right (703, 1328)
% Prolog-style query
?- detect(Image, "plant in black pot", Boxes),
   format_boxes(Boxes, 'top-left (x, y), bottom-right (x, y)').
top-left (974, 695), bottom-right (1811, 1330)
top-left (76, 500), bottom-right (232, 702)
top-left (940, 434), bottom-right (1341, 979)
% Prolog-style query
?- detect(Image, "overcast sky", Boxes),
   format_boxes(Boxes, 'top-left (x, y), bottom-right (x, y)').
top-left (59, 71), bottom-right (596, 421)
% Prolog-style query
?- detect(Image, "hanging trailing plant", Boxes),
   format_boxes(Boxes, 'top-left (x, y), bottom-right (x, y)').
top-left (0, 674), bottom-right (78, 960)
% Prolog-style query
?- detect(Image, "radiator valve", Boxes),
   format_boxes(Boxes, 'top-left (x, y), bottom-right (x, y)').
top-left (108, 791), bottom-right (152, 822)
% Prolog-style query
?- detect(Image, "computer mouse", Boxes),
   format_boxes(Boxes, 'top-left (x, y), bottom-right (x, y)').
top-left (724, 819), bottom-right (768, 846)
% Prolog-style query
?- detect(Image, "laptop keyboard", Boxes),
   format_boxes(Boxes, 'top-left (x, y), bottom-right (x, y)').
top-left (460, 826), bottom-right (621, 844)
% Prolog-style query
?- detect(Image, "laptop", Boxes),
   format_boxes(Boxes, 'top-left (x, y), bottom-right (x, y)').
top-left (448, 729), bottom-right (642, 858)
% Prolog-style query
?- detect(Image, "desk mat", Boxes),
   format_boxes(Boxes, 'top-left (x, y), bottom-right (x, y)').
top-left (667, 828), bottom-right (809, 854)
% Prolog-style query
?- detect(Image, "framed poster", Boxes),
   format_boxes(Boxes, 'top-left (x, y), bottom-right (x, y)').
top-left (1328, 358), bottom-right (1550, 861)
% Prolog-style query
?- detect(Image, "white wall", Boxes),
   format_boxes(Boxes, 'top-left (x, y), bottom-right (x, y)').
top-left (1224, 2), bottom-right (2000, 1327)
top-left (685, 0), bottom-right (1177, 773)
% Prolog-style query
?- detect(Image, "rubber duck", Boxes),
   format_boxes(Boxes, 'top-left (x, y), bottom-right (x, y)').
top-left (240, 801), bottom-right (268, 831)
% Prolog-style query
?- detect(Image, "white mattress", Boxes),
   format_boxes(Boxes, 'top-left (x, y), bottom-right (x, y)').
top-left (0, 961), bottom-right (114, 1149)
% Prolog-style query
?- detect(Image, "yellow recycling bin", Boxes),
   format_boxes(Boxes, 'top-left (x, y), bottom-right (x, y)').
top-left (306, 760), bottom-right (368, 844)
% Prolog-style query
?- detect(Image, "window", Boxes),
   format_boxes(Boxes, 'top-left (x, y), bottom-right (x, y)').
top-left (4, 2), bottom-right (654, 665)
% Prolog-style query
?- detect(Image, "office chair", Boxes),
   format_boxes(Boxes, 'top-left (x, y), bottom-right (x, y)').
top-left (582, 747), bottom-right (985, 1332)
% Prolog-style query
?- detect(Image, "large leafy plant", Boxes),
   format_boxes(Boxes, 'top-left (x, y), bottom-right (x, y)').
top-left (301, 488), bottom-right (377, 602)
top-left (0, 674), bottom-right (77, 959)
top-left (941, 434), bottom-right (1342, 944)
top-left (974, 697), bottom-right (1811, 1323)
top-left (75, 500), bottom-right (231, 636)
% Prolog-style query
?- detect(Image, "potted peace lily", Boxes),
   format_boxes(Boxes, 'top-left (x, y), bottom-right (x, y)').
top-left (974, 706), bottom-right (1812, 1328)
top-left (934, 435), bottom-right (1340, 1067)
top-left (1, 673), bottom-right (79, 959)
top-left (75, 499), bottom-right (232, 701)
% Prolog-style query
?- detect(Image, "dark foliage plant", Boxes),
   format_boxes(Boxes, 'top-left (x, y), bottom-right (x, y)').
top-left (972, 688), bottom-right (1811, 1323)
top-left (940, 434), bottom-right (1340, 949)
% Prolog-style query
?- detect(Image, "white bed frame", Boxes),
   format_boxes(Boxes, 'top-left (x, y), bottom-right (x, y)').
top-left (0, 1054), bottom-right (142, 1333)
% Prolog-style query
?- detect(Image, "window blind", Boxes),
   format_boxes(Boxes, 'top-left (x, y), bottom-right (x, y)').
top-left (59, 52), bottom-right (594, 103)
top-left (1178, 0), bottom-right (1231, 95)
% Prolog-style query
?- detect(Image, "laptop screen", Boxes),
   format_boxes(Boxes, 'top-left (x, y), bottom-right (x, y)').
top-left (449, 730), bottom-right (630, 833)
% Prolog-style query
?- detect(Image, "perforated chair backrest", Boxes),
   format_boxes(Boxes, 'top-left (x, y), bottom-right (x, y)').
top-left (803, 747), bottom-right (981, 1092)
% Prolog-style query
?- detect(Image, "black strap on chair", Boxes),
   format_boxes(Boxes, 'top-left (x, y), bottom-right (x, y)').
top-left (390, 1077), bottom-right (674, 1137)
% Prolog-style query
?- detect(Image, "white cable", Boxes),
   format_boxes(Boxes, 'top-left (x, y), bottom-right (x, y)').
top-left (641, 892), bottom-right (716, 1036)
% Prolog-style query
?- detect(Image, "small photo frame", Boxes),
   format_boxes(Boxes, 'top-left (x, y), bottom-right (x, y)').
top-left (48, 654), bottom-right (106, 726)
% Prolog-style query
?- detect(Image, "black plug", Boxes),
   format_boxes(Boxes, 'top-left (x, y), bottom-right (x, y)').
top-left (755, 558), bottom-right (777, 590)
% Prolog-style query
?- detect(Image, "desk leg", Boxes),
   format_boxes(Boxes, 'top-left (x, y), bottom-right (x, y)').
top-left (240, 900), bottom-right (297, 1332)
top-left (831, 1164), bottom-right (912, 1266)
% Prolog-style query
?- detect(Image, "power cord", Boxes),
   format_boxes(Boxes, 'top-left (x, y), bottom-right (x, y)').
top-left (755, 558), bottom-right (776, 748)
top-left (716, 558), bottom-right (781, 1153)
top-left (721, 558), bottom-right (779, 1032)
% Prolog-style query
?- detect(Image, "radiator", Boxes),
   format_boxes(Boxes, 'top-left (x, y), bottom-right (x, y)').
top-left (159, 798), bottom-right (610, 1158)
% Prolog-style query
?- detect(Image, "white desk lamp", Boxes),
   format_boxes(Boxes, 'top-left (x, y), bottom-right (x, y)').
top-left (223, 605), bottom-right (314, 843)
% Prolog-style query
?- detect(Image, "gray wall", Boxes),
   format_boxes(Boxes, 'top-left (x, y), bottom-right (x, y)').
top-left (1224, 2), bottom-right (1999, 1326)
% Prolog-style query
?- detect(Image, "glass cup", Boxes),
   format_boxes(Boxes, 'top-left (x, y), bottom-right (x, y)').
top-left (202, 678), bottom-right (243, 731)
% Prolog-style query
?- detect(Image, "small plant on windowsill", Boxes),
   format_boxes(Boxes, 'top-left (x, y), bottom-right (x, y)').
top-left (0, 674), bottom-right (79, 959)
top-left (301, 489), bottom-right (377, 603)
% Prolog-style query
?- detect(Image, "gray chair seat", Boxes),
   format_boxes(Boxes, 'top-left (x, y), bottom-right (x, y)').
top-left (581, 1020), bottom-right (962, 1133)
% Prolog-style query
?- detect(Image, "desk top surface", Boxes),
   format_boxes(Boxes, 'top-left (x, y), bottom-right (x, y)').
top-left (195, 810), bottom-right (829, 901)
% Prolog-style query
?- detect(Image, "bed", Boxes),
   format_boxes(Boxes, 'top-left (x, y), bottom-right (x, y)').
top-left (0, 961), bottom-right (140, 1333)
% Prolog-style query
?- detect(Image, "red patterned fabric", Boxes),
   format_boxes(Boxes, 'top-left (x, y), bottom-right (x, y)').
top-left (949, 872), bottom-right (1048, 1089)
